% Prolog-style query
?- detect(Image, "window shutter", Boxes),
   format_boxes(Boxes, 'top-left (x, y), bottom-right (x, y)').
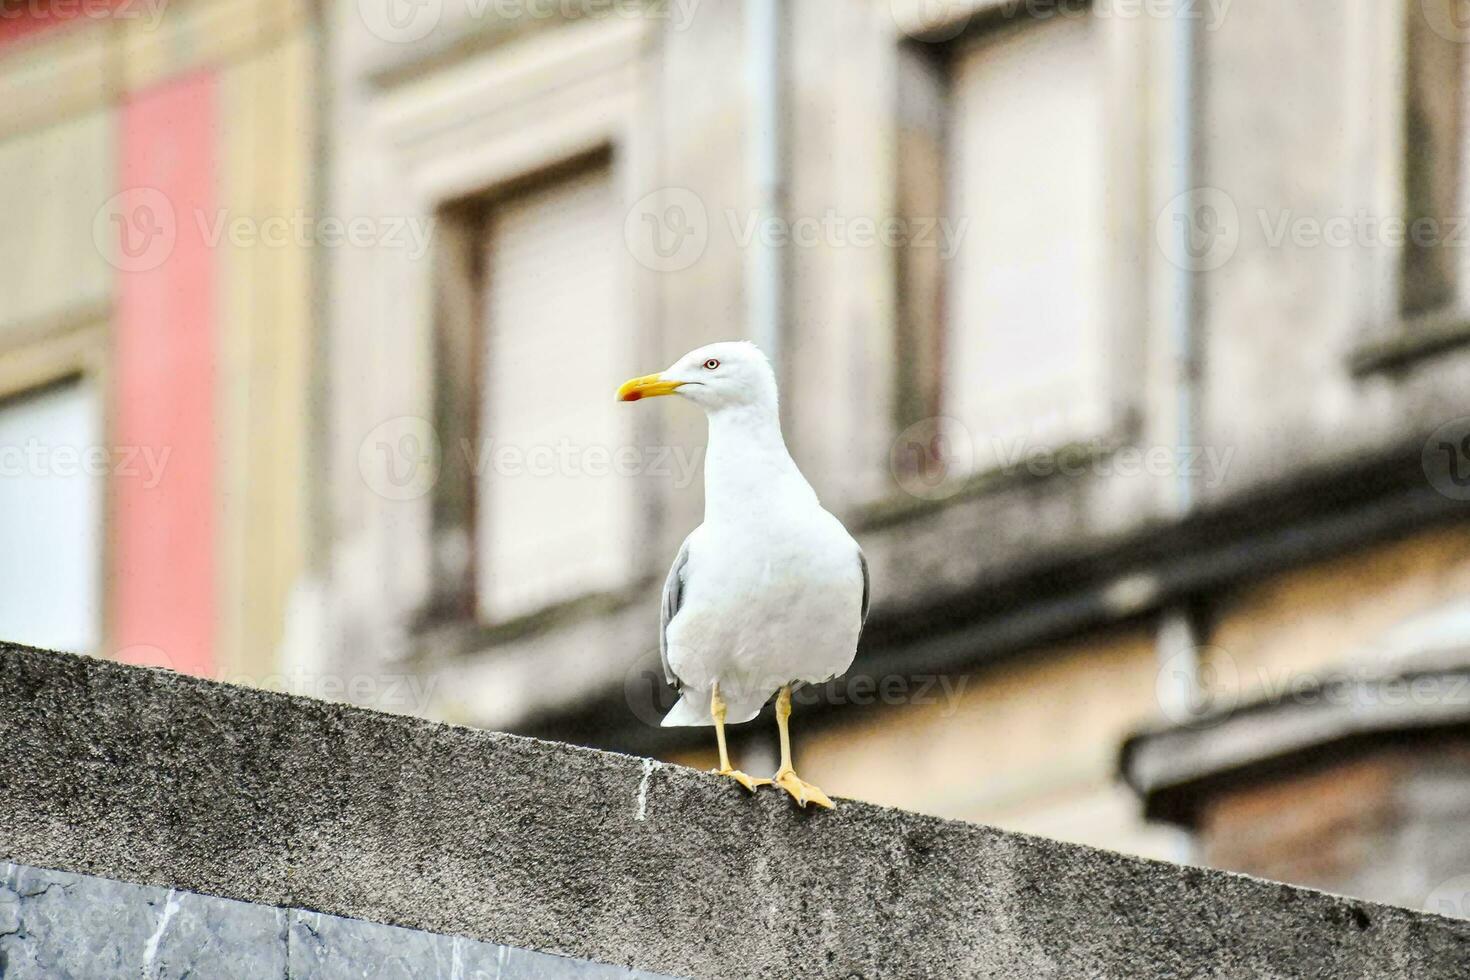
top-left (1401, 0), bottom-right (1466, 319)
top-left (477, 165), bottom-right (633, 621)
top-left (945, 15), bottom-right (1111, 472)
top-left (0, 380), bottom-right (102, 652)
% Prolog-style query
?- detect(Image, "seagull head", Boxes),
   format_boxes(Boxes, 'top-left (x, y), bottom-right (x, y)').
top-left (617, 341), bottom-right (777, 414)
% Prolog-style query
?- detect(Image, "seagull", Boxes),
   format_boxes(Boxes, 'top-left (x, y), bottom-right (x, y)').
top-left (617, 341), bottom-right (869, 809)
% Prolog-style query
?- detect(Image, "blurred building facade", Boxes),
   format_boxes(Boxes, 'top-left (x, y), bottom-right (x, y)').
top-left (4, 0), bottom-right (1470, 914)
top-left (0, 0), bottom-right (320, 683)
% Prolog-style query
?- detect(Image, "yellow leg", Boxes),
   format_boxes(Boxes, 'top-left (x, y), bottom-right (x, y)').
top-left (711, 684), bottom-right (768, 793)
top-left (770, 686), bottom-right (835, 810)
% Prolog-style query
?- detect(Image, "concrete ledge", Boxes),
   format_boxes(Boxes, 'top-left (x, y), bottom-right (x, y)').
top-left (2, 642), bottom-right (1469, 978)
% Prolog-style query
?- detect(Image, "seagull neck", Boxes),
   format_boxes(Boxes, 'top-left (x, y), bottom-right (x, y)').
top-left (702, 403), bottom-right (812, 520)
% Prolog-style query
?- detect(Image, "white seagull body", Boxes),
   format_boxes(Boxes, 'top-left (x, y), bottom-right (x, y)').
top-left (660, 463), bottom-right (865, 727)
top-left (619, 341), bottom-right (868, 808)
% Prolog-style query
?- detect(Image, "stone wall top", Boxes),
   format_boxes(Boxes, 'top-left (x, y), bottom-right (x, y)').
top-left (2, 642), bottom-right (1468, 978)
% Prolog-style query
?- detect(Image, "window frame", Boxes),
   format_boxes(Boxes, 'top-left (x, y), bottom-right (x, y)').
top-left (0, 308), bottom-right (110, 652)
top-left (341, 16), bottom-right (664, 645)
top-left (888, 0), bottom-right (1148, 502)
top-left (1349, 0), bottom-right (1470, 374)
top-left (428, 148), bottom-right (632, 626)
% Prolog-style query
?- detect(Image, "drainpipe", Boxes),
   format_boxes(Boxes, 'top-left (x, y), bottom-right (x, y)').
top-left (1155, 0), bottom-right (1203, 864)
top-left (1156, 0), bottom-right (1201, 709)
top-left (745, 0), bottom-right (785, 382)
top-left (1168, 0), bottom-right (1199, 517)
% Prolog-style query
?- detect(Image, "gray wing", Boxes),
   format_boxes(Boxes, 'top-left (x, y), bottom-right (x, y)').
top-left (659, 532), bottom-right (695, 688)
top-left (858, 546), bottom-right (871, 637)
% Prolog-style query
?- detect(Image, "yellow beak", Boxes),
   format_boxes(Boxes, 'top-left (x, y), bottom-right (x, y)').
top-left (617, 373), bottom-right (684, 402)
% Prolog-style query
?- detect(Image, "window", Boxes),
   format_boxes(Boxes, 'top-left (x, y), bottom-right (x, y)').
top-left (472, 161), bottom-right (637, 621)
top-left (1401, 0), bottom-right (1466, 320)
top-left (0, 379), bottom-right (102, 652)
top-left (898, 12), bottom-right (1111, 475)
top-left (894, 43), bottom-right (948, 430)
top-left (1348, 0), bottom-right (1470, 372)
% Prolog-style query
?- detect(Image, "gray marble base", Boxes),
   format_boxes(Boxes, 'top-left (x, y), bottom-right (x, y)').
top-left (0, 863), bottom-right (678, 980)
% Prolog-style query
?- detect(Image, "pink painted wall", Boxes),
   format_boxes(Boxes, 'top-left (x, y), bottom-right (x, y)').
top-left (111, 73), bottom-right (217, 677)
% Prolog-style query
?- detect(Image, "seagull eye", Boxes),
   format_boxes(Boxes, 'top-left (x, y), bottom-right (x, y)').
top-left (703, 358), bottom-right (720, 370)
